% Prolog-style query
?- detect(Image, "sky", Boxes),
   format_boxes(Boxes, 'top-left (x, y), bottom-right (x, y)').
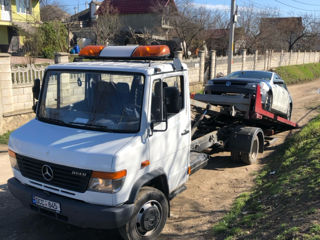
top-left (55, 0), bottom-right (320, 17)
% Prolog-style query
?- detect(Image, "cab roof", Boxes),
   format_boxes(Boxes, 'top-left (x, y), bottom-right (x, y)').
top-left (46, 60), bottom-right (187, 76)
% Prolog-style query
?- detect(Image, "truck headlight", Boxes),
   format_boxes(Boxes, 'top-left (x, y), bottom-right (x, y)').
top-left (8, 149), bottom-right (19, 171)
top-left (88, 170), bottom-right (127, 193)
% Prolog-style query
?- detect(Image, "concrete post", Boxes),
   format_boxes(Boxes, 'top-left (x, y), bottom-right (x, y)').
top-left (55, 52), bottom-right (70, 64)
top-left (264, 50), bottom-right (268, 70)
top-left (279, 50), bottom-right (284, 66)
top-left (241, 49), bottom-right (246, 71)
top-left (174, 51), bottom-right (183, 61)
top-left (209, 50), bottom-right (216, 79)
top-left (199, 50), bottom-right (205, 83)
top-left (289, 50), bottom-right (293, 65)
top-left (253, 50), bottom-right (258, 70)
top-left (268, 50), bottom-right (273, 69)
top-left (0, 53), bottom-right (13, 134)
top-left (303, 50), bottom-right (306, 64)
top-left (296, 50), bottom-right (300, 65)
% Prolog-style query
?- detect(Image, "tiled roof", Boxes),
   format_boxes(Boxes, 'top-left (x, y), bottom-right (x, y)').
top-left (97, 0), bottom-right (175, 15)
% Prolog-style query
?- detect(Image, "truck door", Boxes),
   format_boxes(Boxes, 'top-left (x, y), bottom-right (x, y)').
top-left (148, 73), bottom-right (190, 192)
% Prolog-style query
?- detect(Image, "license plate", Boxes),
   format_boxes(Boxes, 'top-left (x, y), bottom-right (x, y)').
top-left (32, 196), bottom-right (61, 213)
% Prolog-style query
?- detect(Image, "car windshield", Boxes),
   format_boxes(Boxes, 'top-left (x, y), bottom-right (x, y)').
top-left (38, 70), bottom-right (144, 133)
top-left (227, 71), bottom-right (272, 80)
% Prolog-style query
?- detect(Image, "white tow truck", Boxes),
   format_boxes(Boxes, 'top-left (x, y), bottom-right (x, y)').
top-left (7, 45), bottom-right (297, 240)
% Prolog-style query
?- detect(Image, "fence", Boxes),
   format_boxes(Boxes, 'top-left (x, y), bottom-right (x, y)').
top-left (0, 53), bottom-right (49, 134)
top-left (0, 50), bottom-right (319, 134)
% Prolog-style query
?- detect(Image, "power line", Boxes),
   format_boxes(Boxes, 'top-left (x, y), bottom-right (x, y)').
top-left (274, 0), bottom-right (320, 12)
top-left (290, 0), bottom-right (320, 7)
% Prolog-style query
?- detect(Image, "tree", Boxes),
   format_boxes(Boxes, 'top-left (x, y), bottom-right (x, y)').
top-left (40, 4), bottom-right (70, 22)
top-left (24, 21), bottom-right (68, 58)
top-left (93, 1), bottom-right (119, 45)
top-left (168, 0), bottom-right (213, 58)
top-left (236, 3), bottom-right (280, 52)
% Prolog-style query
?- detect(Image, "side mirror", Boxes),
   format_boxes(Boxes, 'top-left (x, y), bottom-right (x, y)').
top-left (32, 79), bottom-right (40, 100)
top-left (164, 87), bottom-right (180, 114)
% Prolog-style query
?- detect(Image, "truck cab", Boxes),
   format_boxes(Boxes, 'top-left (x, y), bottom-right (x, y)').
top-left (8, 45), bottom-right (191, 239)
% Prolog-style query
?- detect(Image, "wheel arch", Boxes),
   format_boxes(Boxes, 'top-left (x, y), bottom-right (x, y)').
top-left (127, 169), bottom-right (169, 204)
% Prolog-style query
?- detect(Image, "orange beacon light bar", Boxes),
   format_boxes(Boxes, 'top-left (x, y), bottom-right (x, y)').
top-left (79, 45), bottom-right (105, 57)
top-left (78, 45), bottom-right (171, 59)
top-left (131, 45), bottom-right (170, 58)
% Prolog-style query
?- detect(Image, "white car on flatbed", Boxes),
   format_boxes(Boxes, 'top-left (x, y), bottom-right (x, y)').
top-left (205, 70), bottom-right (293, 120)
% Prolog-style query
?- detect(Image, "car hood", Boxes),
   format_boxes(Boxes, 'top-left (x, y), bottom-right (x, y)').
top-left (211, 77), bottom-right (268, 84)
top-left (9, 119), bottom-right (135, 172)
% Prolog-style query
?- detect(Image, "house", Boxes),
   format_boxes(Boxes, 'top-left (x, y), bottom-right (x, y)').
top-left (68, 1), bottom-right (102, 47)
top-left (0, 0), bottom-right (41, 53)
top-left (259, 17), bottom-right (304, 51)
top-left (96, 0), bottom-right (177, 42)
top-left (206, 28), bottom-right (245, 56)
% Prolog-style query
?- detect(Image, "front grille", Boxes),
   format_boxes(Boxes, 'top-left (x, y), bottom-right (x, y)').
top-left (16, 154), bottom-right (92, 193)
top-left (213, 81), bottom-right (247, 86)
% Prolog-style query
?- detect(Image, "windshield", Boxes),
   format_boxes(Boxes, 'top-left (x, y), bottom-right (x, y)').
top-left (38, 70), bottom-right (145, 133)
top-left (227, 71), bottom-right (272, 80)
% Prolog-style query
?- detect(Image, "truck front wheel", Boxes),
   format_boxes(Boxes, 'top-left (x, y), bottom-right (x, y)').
top-left (119, 186), bottom-right (168, 240)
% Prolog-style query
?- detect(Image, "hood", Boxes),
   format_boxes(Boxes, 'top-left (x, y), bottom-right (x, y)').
top-left (9, 119), bottom-right (135, 172)
top-left (212, 77), bottom-right (268, 84)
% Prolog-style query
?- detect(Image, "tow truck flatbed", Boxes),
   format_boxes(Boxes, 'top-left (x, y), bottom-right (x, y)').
top-left (189, 84), bottom-right (298, 168)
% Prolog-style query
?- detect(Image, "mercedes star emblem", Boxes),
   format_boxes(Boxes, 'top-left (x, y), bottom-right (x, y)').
top-left (226, 81), bottom-right (231, 87)
top-left (41, 165), bottom-right (54, 181)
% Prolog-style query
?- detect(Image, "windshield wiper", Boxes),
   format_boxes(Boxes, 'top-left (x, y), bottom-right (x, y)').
top-left (40, 118), bottom-right (67, 126)
top-left (68, 121), bottom-right (113, 131)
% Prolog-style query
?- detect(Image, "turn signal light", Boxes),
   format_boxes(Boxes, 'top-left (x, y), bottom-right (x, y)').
top-left (8, 149), bottom-right (16, 158)
top-left (79, 45), bottom-right (105, 57)
top-left (141, 160), bottom-right (150, 168)
top-left (132, 45), bottom-right (170, 58)
top-left (91, 170), bottom-right (127, 180)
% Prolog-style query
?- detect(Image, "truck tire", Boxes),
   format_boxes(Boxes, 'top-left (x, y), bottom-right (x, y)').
top-left (231, 151), bottom-right (241, 162)
top-left (119, 186), bottom-right (168, 240)
top-left (241, 135), bottom-right (259, 165)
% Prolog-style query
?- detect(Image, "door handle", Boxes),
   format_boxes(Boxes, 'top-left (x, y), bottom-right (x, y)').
top-left (181, 129), bottom-right (190, 136)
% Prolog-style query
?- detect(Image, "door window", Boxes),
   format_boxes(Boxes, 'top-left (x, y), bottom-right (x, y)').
top-left (163, 75), bottom-right (184, 111)
top-left (151, 76), bottom-right (184, 122)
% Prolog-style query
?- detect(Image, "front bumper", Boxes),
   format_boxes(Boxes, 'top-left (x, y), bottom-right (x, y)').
top-left (8, 178), bottom-right (134, 229)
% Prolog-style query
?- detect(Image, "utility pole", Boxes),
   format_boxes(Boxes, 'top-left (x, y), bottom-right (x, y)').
top-left (227, 0), bottom-right (237, 74)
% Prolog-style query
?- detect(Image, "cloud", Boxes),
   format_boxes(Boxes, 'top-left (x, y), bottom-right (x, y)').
top-left (193, 3), bottom-right (230, 11)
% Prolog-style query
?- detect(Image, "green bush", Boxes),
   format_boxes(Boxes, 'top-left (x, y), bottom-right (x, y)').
top-left (0, 131), bottom-right (12, 145)
top-left (24, 21), bottom-right (68, 59)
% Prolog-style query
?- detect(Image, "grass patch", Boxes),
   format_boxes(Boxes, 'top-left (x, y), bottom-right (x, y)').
top-left (212, 114), bottom-right (320, 239)
top-left (0, 131), bottom-right (12, 145)
top-left (274, 63), bottom-right (320, 85)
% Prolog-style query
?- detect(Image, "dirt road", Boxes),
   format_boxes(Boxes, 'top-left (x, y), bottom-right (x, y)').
top-left (161, 79), bottom-right (320, 239)
top-left (0, 80), bottom-right (319, 240)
